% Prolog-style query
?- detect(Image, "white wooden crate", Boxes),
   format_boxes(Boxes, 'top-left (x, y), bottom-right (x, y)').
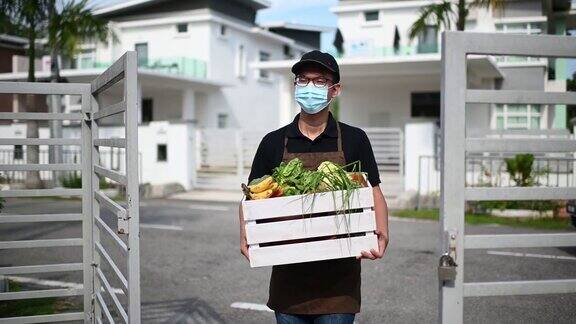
top-left (242, 184), bottom-right (377, 267)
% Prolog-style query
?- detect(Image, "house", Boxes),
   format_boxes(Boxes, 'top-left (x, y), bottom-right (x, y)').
top-left (0, 0), bottom-right (323, 191)
top-left (254, 0), bottom-right (576, 203)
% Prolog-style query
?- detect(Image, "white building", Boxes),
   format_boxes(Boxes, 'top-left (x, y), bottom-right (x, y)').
top-left (255, 0), bottom-right (576, 202)
top-left (0, 0), bottom-right (326, 191)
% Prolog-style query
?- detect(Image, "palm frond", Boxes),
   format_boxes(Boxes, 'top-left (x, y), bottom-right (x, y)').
top-left (408, 1), bottom-right (455, 41)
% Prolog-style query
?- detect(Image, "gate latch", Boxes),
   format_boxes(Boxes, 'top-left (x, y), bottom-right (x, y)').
top-left (438, 229), bottom-right (458, 283)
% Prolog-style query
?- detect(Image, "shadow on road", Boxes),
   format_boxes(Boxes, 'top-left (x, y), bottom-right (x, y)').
top-left (142, 298), bottom-right (225, 324)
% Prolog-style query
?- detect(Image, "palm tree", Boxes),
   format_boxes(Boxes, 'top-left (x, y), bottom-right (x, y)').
top-left (0, 0), bottom-right (49, 189)
top-left (46, 0), bottom-right (110, 185)
top-left (408, 0), bottom-right (505, 41)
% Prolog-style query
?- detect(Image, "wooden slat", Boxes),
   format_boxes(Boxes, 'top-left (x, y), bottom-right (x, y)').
top-left (0, 263), bottom-right (83, 275)
top-left (0, 213), bottom-right (82, 223)
top-left (94, 138), bottom-right (126, 148)
top-left (0, 288), bottom-right (83, 301)
top-left (0, 112), bottom-right (84, 121)
top-left (0, 188), bottom-right (83, 198)
top-left (0, 239), bottom-right (83, 249)
top-left (0, 138), bottom-right (82, 146)
top-left (465, 186), bottom-right (576, 201)
top-left (0, 164), bottom-right (81, 171)
top-left (246, 211), bottom-right (376, 244)
top-left (0, 312), bottom-right (84, 324)
top-left (94, 165), bottom-right (127, 185)
top-left (242, 187), bottom-right (374, 221)
top-left (93, 101), bottom-right (126, 120)
top-left (249, 234), bottom-right (378, 267)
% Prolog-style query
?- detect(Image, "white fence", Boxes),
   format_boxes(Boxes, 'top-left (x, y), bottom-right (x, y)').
top-left (196, 127), bottom-right (404, 177)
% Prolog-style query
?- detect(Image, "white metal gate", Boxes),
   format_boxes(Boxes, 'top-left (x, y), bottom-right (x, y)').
top-left (0, 52), bottom-right (140, 323)
top-left (439, 31), bottom-right (576, 323)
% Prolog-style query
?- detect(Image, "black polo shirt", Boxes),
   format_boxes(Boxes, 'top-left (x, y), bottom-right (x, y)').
top-left (248, 112), bottom-right (381, 187)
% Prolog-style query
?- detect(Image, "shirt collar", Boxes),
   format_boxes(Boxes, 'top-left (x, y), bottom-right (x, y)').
top-left (286, 111), bottom-right (338, 139)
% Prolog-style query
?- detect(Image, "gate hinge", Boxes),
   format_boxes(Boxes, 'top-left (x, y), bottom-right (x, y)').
top-left (84, 112), bottom-right (92, 121)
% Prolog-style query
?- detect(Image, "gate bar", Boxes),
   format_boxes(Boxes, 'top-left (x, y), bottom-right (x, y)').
top-left (94, 165), bottom-right (127, 185)
top-left (94, 138), bottom-right (126, 148)
top-left (465, 187), bottom-right (576, 201)
top-left (0, 263), bottom-right (83, 275)
top-left (91, 54), bottom-right (126, 95)
top-left (466, 138), bottom-right (576, 152)
top-left (0, 213), bottom-right (82, 223)
top-left (95, 292), bottom-right (116, 324)
top-left (0, 164), bottom-right (81, 171)
top-left (466, 90), bottom-right (576, 105)
top-left (93, 101), bottom-right (126, 120)
top-left (0, 238), bottom-right (83, 249)
top-left (95, 241), bottom-right (129, 289)
top-left (0, 189), bottom-right (83, 198)
top-left (0, 81), bottom-right (89, 95)
top-left (464, 279), bottom-right (576, 297)
top-left (0, 138), bottom-right (82, 145)
top-left (94, 215), bottom-right (128, 252)
top-left (0, 112), bottom-right (84, 120)
top-left (0, 312), bottom-right (85, 324)
top-left (96, 267), bottom-right (128, 323)
top-left (94, 190), bottom-right (127, 219)
top-left (0, 288), bottom-right (83, 301)
top-left (466, 233), bottom-right (576, 249)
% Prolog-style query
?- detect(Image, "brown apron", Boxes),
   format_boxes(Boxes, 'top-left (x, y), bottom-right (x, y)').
top-left (265, 121), bottom-right (362, 315)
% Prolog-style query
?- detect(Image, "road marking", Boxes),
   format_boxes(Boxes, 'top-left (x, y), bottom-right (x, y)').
top-left (140, 224), bottom-right (183, 231)
top-left (187, 204), bottom-right (230, 211)
top-left (5, 275), bottom-right (125, 294)
top-left (487, 250), bottom-right (576, 261)
top-left (230, 302), bottom-right (273, 312)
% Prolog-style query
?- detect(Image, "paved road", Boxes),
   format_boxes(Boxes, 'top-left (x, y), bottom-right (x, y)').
top-left (1, 198), bottom-right (576, 323)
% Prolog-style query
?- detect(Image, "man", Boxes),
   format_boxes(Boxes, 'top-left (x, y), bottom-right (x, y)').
top-left (239, 50), bottom-right (389, 324)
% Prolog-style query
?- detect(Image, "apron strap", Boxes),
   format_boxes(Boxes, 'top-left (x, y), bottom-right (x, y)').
top-left (283, 119), bottom-right (343, 153)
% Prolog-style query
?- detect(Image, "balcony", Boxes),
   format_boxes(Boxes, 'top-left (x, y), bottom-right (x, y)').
top-left (73, 56), bottom-right (208, 79)
top-left (335, 43), bottom-right (439, 59)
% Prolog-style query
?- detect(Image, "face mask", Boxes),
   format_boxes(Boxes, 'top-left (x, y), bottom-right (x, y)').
top-left (294, 83), bottom-right (337, 114)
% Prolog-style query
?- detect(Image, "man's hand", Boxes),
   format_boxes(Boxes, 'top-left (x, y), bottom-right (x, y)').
top-left (240, 236), bottom-right (250, 261)
top-left (356, 229), bottom-right (388, 260)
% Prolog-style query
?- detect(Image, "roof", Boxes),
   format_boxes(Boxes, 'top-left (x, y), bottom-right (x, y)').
top-left (0, 68), bottom-right (230, 91)
top-left (94, 0), bottom-right (270, 16)
top-left (250, 54), bottom-right (503, 79)
top-left (260, 22), bottom-right (334, 33)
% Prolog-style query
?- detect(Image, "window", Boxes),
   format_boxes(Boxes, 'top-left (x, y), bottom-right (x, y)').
top-left (217, 113), bottom-right (228, 129)
top-left (218, 24), bottom-right (228, 38)
top-left (258, 51), bottom-right (271, 79)
top-left (417, 25), bottom-right (438, 54)
top-left (495, 21), bottom-right (545, 63)
top-left (14, 145), bottom-right (23, 160)
top-left (411, 92), bottom-right (440, 118)
top-left (135, 43), bottom-right (148, 67)
top-left (142, 98), bottom-right (153, 123)
top-left (364, 11), bottom-right (379, 22)
top-left (236, 44), bottom-right (246, 78)
top-left (283, 45), bottom-right (294, 59)
top-left (74, 48), bottom-right (96, 69)
top-left (494, 104), bottom-right (542, 129)
top-left (176, 23), bottom-right (188, 33)
top-left (157, 144), bottom-right (167, 162)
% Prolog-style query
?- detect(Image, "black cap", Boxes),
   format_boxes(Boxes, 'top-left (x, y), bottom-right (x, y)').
top-left (291, 50), bottom-right (340, 83)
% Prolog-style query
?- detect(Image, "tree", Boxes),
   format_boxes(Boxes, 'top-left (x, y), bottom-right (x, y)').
top-left (0, 0), bottom-right (50, 189)
top-left (408, 0), bottom-right (505, 41)
top-left (46, 0), bottom-right (109, 185)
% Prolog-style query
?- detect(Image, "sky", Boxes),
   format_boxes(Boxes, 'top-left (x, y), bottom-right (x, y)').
top-left (90, 0), bottom-right (339, 51)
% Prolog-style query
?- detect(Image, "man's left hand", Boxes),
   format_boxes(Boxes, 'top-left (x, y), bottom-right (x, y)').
top-left (357, 229), bottom-right (388, 260)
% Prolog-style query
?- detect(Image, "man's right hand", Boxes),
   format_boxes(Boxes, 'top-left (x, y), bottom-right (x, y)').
top-left (239, 205), bottom-right (250, 262)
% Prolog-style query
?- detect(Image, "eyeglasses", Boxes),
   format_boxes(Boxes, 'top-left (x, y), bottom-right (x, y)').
top-left (294, 75), bottom-right (335, 88)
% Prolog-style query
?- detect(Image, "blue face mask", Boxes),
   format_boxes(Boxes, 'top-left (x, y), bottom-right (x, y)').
top-left (294, 84), bottom-right (337, 114)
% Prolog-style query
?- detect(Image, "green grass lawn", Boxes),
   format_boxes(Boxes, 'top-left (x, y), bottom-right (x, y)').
top-left (392, 208), bottom-right (572, 230)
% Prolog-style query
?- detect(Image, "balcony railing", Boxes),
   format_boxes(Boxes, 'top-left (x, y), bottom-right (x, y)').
top-left (74, 57), bottom-right (208, 79)
top-left (334, 43), bottom-right (439, 59)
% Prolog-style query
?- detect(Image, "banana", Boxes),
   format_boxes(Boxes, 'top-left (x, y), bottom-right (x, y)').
top-left (250, 188), bottom-right (274, 200)
top-left (248, 176), bottom-right (274, 193)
